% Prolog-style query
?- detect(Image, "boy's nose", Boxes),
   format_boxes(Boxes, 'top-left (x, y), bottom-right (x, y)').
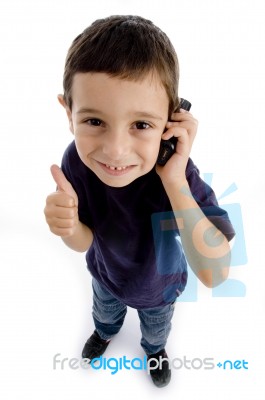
top-left (102, 132), bottom-right (130, 160)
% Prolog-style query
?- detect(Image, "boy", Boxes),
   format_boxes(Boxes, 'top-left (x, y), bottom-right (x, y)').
top-left (44, 15), bottom-right (235, 387)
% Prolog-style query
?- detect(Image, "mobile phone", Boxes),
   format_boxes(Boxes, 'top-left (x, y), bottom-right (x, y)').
top-left (157, 98), bottom-right (192, 166)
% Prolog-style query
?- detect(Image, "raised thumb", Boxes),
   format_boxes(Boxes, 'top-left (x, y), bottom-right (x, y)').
top-left (50, 164), bottom-right (78, 206)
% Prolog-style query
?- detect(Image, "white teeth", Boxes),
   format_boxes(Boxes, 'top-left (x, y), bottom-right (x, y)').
top-left (105, 164), bottom-right (128, 171)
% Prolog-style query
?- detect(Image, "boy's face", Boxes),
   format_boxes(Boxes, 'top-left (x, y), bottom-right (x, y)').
top-left (60, 72), bottom-right (169, 187)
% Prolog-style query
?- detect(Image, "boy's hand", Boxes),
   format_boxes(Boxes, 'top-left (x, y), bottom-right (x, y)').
top-left (44, 165), bottom-right (79, 237)
top-left (156, 109), bottom-right (198, 187)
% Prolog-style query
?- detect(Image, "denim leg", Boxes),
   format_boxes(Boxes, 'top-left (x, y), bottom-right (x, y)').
top-left (137, 302), bottom-right (175, 355)
top-left (92, 278), bottom-right (127, 341)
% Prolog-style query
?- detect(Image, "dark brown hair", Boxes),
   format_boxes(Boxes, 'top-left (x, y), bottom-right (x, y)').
top-left (63, 15), bottom-right (179, 116)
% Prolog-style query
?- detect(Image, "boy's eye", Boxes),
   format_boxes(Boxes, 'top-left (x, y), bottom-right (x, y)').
top-left (85, 118), bottom-right (102, 126)
top-left (134, 121), bottom-right (151, 130)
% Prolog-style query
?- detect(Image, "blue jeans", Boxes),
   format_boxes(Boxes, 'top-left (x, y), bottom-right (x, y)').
top-left (92, 278), bottom-right (175, 355)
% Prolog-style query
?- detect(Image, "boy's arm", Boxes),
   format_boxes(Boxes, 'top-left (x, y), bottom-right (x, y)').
top-left (44, 165), bottom-right (93, 253)
top-left (156, 109), bottom-right (231, 288)
top-left (163, 179), bottom-right (230, 288)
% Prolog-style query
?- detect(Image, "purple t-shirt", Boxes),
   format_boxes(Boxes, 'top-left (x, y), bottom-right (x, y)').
top-left (61, 141), bottom-right (235, 309)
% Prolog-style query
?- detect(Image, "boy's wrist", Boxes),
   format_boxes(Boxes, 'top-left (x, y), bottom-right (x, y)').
top-left (62, 220), bottom-right (93, 252)
top-left (163, 177), bottom-right (189, 195)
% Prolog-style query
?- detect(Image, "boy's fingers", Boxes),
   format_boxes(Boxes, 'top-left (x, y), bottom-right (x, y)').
top-left (50, 164), bottom-right (78, 205)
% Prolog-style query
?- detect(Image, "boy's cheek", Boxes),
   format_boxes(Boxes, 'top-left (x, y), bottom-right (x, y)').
top-left (67, 118), bottom-right (74, 134)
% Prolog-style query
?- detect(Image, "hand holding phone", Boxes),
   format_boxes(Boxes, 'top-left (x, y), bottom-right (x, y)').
top-left (157, 98), bottom-right (192, 166)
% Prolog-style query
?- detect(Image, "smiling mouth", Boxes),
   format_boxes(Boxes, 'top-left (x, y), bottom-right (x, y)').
top-left (97, 161), bottom-right (134, 175)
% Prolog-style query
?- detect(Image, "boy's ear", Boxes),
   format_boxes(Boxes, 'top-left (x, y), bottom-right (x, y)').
top-left (57, 94), bottom-right (74, 134)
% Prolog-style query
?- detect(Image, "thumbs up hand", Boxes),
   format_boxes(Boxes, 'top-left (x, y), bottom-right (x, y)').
top-left (44, 165), bottom-right (79, 237)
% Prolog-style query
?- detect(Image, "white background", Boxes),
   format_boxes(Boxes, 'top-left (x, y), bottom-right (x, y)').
top-left (0, 0), bottom-right (264, 398)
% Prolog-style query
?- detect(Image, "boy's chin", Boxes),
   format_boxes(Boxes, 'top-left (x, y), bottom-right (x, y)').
top-left (97, 173), bottom-right (140, 188)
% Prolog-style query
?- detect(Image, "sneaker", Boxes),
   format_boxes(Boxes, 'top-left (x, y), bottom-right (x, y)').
top-left (147, 349), bottom-right (171, 388)
top-left (82, 330), bottom-right (111, 361)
